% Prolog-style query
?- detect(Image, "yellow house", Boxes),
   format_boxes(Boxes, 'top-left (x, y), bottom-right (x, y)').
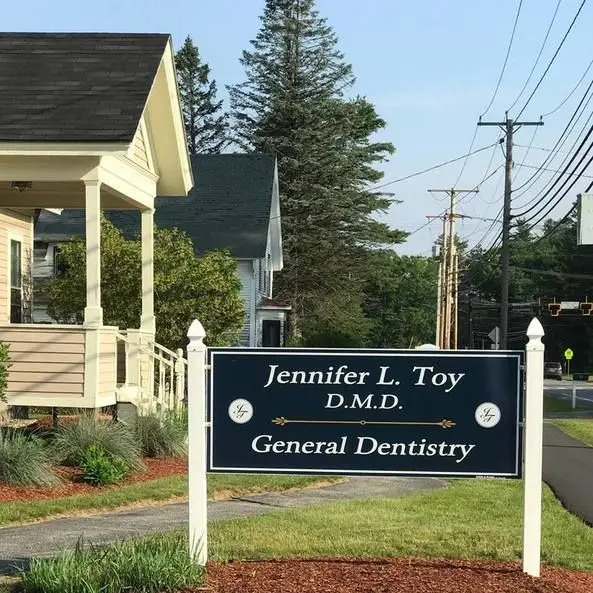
top-left (0, 33), bottom-right (192, 416)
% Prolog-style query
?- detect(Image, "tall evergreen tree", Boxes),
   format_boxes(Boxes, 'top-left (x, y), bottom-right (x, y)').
top-left (229, 0), bottom-right (405, 341)
top-left (175, 36), bottom-right (228, 154)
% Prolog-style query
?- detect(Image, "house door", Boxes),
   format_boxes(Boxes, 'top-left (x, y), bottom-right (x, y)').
top-left (262, 320), bottom-right (281, 347)
top-left (10, 239), bottom-right (22, 323)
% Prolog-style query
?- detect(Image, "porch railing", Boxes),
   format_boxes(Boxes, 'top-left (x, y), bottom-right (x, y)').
top-left (115, 330), bottom-right (187, 413)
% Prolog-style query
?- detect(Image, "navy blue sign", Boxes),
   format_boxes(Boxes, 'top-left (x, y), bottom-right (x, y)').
top-left (208, 349), bottom-right (523, 478)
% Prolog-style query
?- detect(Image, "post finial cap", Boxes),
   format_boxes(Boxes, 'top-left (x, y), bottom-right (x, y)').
top-left (187, 319), bottom-right (206, 341)
top-left (527, 317), bottom-right (544, 340)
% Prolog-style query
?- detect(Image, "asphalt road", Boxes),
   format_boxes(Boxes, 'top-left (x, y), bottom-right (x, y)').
top-left (0, 476), bottom-right (445, 575)
top-left (543, 423), bottom-right (593, 526)
top-left (544, 380), bottom-right (593, 409)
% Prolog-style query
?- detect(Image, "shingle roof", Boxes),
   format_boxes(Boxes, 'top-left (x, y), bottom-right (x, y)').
top-left (34, 153), bottom-right (277, 259)
top-left (0, 33), bottom-right (169, 142)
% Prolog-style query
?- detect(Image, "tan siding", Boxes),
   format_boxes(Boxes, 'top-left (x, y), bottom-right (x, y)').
top-left (1, 325), bottom-right (85, 402)
top-left (0, 209), bottom-right (33, 323)
top-left (0, 331), bottom-right (84, 346)
top-left (131, 124), bottom-right (152, 172)
top-left (99, 329), bottom-right (117, 396)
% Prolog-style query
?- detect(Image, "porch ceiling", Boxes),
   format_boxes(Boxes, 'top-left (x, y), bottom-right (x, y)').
top-left (0, 181), bottom-right (139, 209)
top-left (0, 154), bottom-right (157, 209)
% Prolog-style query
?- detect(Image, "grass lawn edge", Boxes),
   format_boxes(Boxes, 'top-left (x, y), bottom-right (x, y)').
top-left (549, 418), bottom-right (593, 447)
top-left (0, 474), bottom-right (345, 528)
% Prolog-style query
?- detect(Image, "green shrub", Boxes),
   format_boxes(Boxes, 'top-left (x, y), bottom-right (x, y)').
top-left (79, 444), bottom-right (130, 486)
top-left (21, 532), bottom-right (205, 593)
top-left (0, 341), bottom-right (10, 404)
top-left (49, 416), bottom-right (144, 472)
top-left (0, 429), bottom-right (58, 486)
top-left (135, 411), bottom-right (187, 458)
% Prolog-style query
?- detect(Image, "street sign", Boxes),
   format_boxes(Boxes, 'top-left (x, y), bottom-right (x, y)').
top-left (564, 348), bottom-right (574, 361)
top-left (488, 327), bottom-right (500, 350)
top-left (561, 301), bottom-right (580, 310)
top-left (208, 349), bottom-right (523, 478)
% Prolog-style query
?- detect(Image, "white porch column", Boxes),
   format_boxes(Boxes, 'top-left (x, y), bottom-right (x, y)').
top-left (83, 180), bottom-right (103, 408)
top-left (140, 208), bottom-right (156, 335)
top-left (84, 180), bottom-right (103, 327)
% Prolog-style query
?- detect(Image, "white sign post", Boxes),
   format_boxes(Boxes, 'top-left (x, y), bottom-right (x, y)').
top-left (187, 320), bottom-right (208, 565)
top-left (522, 318), bottom-right (545, 577)
top-left (186, 317), bottom-right (545, 576)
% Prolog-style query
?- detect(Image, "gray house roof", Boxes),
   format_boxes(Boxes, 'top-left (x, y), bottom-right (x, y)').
top-left (0, 33), bottom-right (169, 142)
top-left (35, 153), bottom-right (279, 260)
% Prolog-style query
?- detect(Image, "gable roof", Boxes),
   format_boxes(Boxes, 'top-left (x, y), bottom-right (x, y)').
top-left (0, 33), bottom-right (169, 143)
top-left (35, 153), bottom-right (279, 260)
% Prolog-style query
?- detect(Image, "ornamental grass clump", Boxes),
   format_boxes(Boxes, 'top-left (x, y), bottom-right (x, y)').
top-left (49, 415), bottom-right (144, 473)
top-left (21, 532), bottom-right (205, 593)
top-left (134, 410), bottom-right (187, 458)
top-left (0, 428), bottom-right (58, 486)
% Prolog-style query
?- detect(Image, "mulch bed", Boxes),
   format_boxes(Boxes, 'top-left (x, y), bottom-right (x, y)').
top-left (0, 458), bottom-right (187, 503)
top-left (204, 558), bottom-right (593, 593)
top-left (0, 415), bottom-right (188, 503)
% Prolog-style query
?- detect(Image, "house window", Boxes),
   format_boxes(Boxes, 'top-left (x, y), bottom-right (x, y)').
top-left (258, 259), bottom-right (265, 293)
top-left (266, 253), bottom-right (271, 296)
top-left (10, 239), bottom-right (22, 323)
top-left (54, 245), bottom-right (68, 275)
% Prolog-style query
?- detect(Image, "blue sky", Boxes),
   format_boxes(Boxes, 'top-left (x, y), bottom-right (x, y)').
top-left (4, 0), bottom-right (593, 255)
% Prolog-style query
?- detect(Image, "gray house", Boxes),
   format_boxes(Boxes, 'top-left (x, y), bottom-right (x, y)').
top-left (33, 153), bottom-right (290, 347)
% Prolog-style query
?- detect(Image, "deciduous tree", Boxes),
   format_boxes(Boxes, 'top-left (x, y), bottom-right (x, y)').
top-left (47, 217), bottom-right (244, 348)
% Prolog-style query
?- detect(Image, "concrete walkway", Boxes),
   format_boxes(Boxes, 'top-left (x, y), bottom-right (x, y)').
top-left (543, 423), bottom-right (593, 526)
top-left (1, 423), bottom-right (591, 576)
top-left (0, 476), bottom-right (444, 574)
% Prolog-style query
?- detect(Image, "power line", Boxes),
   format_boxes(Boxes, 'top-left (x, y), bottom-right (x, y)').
top-left (408, 168), bottom-right (501, 238)
top-left (514, 162), bottom-right (593, 179)
top-left (454, 1), bottom-right (526, 187)
top-left (482, 0), bottom-right (524, 117)
top-left (511, 77), bottom-right (593, 212)
top-left (454, 127), bottom-right (479, 187)
top-left (512, 126), bottom-right (540, 182)
top-left (513, 122), bottom-right (593, 219)
top-left (516, 0), bottom-right (589, 118)
top-left (507, 0), bottom-right (563, 112)
top-left (465, 209), bottom-right (502, 245)
top-left (478, 167), bottom-right (506, 206)
top-left (524, 148), bottom-right (593, 231)
top-left (530, 204), bottom-right (576, 246)
top-left (510, 262), bottom-right (593, 279)
top-left (368, 143), bottom-right (497, 191)
top-left (542, 57), bottom-right (593, 117)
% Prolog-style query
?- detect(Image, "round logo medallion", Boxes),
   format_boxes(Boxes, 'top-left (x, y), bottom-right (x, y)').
top-left (475, 402), bottom-right (501, 428)
top-left (228, 399), bottom-right (254, 424)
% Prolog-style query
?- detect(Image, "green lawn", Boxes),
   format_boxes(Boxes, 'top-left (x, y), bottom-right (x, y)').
top-left (0, 473), bottom-right (339, 526)
top-left (8, 478), bottom-right (593, 593)
top-left (551, 419), bottom-right (593, 447)
top-left (208, 479), bottom-right (593, 571)
top-left (544, 394), bottom-right (574, 414)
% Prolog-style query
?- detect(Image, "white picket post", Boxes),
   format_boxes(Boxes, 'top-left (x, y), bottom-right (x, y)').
top-left (187, 320), bottom-right (207, 565)
top-left (523, 317), bottom-right (545, 577)
top-left (175, 348), bottom-right (186, 408)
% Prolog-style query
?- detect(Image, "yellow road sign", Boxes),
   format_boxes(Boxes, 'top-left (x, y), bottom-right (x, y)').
top-left (564, 348), bottom-right (574, 360)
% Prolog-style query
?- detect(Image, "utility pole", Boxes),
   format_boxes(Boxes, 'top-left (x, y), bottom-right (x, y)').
top-left (478, 113), bottom-right (543, 349)
top-left (427, 213), bottom-right (448, 348)
top-left (428, 187), bottom-right (478, 349)
top-left (453, 251), bottom-right (459, 348)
